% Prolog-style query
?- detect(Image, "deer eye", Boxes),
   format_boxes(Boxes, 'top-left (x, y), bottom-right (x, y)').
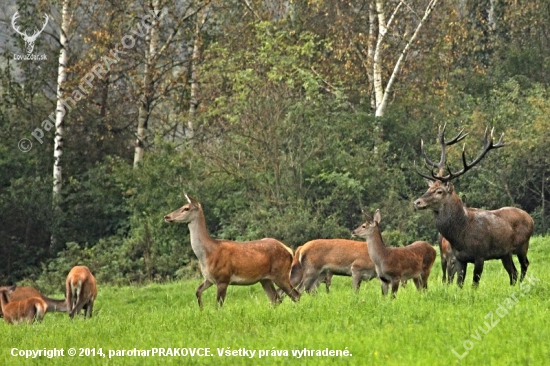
top-left (436, 189), bottom-right (443, 195)
top-left (183, 207), bottom-right (189, 212)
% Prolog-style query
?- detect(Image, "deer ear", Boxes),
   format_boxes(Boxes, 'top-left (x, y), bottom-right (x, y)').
top-left (374, 209), bottom-right (381, 224)
top-left (8, 284), bottom-right (16, 294)
top-left (445, 182), bottom-right (454, 193)
top-left (425, 179), bottom-right (435, 187)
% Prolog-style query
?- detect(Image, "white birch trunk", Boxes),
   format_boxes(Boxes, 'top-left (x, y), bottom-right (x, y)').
top-left (53, 0), bottom-right (70, 202)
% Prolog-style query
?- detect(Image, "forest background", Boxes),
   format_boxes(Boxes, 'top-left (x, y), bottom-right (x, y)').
top-left (0, 0), bottom-right (548, 291)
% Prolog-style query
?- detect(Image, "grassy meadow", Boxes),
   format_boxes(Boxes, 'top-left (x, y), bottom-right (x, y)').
top-left (1, 236), bottom-right (549, 365)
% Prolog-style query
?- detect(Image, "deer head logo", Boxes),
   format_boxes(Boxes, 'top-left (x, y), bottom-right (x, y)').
top-left (11, 12), bottom-right (49, 55)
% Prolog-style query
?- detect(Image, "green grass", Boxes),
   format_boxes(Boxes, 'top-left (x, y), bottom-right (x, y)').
top-left (2, 236), bottom-right (549, 365)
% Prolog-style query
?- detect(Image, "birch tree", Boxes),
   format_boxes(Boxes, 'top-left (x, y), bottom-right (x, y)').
top-left (371, 0), bottom-right (439, 117)
top-left (133, 0), bottom-right (207, 168)
top-left (52, 0), bottom-right (70, 204)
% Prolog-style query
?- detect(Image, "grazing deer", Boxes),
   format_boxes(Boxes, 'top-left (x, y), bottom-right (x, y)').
top-left (0, 285), bottom-right (67, 316)
top-left (0, 285), bottom-right (47, 324)
top-left (352, 210), bottom-right (436, 298)
top-left (438, 236), bottom-right (457, 284)
top-left (66, 266), bottom-right (97, 318)
top-left (164, 194), bottom-right (300, 308)
top-left (290, 240), bottom-right (377, 293)
top-left (289, 246), bottom-right (333, 293)
top-left (414, 125), bottom-right (534, 287)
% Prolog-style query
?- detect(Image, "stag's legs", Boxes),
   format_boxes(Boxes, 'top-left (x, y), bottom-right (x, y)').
top-left (69, 296), bottom-right (91, 319)
top-left (447, 258), bottom-right (457, 284)
top-left (441, 256), bottom-right (447, 283)
top-left (501, 254), bottom-right (518, 285)
top-left (196, 280), bottom-right (213, 309)
top-left (517, 253), bottom-right (529, 282)
top-left (83, 301), bottom-right (94, 318)
top-left (472, 259), bottom-right (485, 287)
top-left (216, 283), bottom-right (228, 307)
top-left (455, 261), bottom-right (468, 288)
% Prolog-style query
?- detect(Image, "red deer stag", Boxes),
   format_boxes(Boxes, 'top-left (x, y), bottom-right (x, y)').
top-left (66, 266), bottom-right (97, 318)
top-left (289, 240), bottom-right (377, 293)
top-left (164, 194), bottom-right (300, 308)
top-left (352, 210), bottom-right (436, 298)
top-left (0, 285), bottom-right (67, 316)
top-left (0, 285), bottom-right (47, 324)
top-left (438, 236), bottom-right (457, 284)
top-left (413, 125), bottom-right (534, 287)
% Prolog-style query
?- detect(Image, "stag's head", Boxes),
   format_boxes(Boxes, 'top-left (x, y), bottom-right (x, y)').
top-left (164, 194), bottom-right (201, 224)
top-left (413, 124), bottom-right (506, 211)
top-left (12, 12), bottom-right (49, 55)
top-left (352, 209), bottom-right (381, 239)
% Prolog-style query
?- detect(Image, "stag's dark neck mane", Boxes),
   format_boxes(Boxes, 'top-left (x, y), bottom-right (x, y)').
top-left (433, 192), bottom-right (468, 250)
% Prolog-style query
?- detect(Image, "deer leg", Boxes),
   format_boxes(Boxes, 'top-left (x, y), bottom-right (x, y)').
top-left (302, 270), bottom-right (321, 294)
top-left (472, 259), bottom-right (485, 287)
top-left (390, 278), bottom-right (400, 298)
top-left (351, 268), bottom-right (362, 293)
top-left (413, 277), bottom-right (423, 291)
top-left (517, 253), bottom-right (529, 283)
top-left (260, 279), bottom-right (280, 305)
top-left (196, 280), bottom-right (213, 309)
top-left (455, 261), bottom-right (467, 288)
top-left (380, 278), bottom-right (390, 296)
top-left (447, 258), bottom-right (456, 284)
top-left (441, 255), bottom-right (447, 283)
top-left (216, 283), bottom-right (228, 307)
top-left (501, 254), bottom-right (518, 285)
top-left (324, 272), bottom-right (332, 293)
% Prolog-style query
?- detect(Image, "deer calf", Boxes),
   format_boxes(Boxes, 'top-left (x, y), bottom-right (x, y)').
top-left (164, 194), bottom-right (300, 308)
top-left (66, 266), bottom-right (97, 318)
top-left (352, 210), bottom-right (436, 298)
top-left (0, 285), bottom-right (47, 324)
top-left (439, 236), bottom-right (457, 284)
top-left (290, 240), bottom-right (377, 293)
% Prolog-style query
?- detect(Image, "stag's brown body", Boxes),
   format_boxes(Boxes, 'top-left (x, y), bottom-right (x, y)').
top-left (66, 266), bottom-right (97, 318)
top-left (414, 125), bottom-right (534, 287)
top-left (290, 240), bottom-right (377, 293)
top-left (353, 210), bottom-right (436, 297)
top-left (0, 285), bottom-right (47, 324)
top-left (164, 194), bottom-right (300, 308)
top-left (0, 286), bottom-right (67, 316)
top-left (438, 236), bottom-right (457, 284)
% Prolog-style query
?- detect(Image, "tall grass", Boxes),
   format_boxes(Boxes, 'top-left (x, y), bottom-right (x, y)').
top-left (1, 237), bottom-right (549, 365)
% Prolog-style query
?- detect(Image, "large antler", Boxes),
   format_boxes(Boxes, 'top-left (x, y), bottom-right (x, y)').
top-left (416, 124), bottom-right (506, 182)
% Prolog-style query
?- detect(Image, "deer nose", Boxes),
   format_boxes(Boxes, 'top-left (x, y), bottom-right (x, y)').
top-left (413, 199), bottom-right (424, 209)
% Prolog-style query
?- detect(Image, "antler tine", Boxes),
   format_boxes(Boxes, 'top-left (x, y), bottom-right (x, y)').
top-left (11, 12), bottom-right (25, 36)
top-left (438, 126), bottom-right (507, 182)
top-left (414, 160), bottom-right (437, 182)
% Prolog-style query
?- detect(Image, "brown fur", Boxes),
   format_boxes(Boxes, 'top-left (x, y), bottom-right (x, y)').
top-left (0, 286), bottom-right (67, 316)
top-left (438, 236), bottom-right (457, 284)
top-left (0, 285), bottom-right (47, 324)
top-left (164, 194), bottom-right (300, 308)
top-left (352, 210), bottom-right (436, 298)
top-left (290, 240), bottom-right (377, 293)
top-left (414, 180), bottom-right (533, 287)
top-left (66, 266), bottom-right (97, 318)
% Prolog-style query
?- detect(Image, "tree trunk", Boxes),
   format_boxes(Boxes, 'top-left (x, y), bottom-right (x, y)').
top-left (187, 5), bottom-right (209, 139)
top-left (133, 0), bottom-right (160, 168)
top-left (53, 0), bottom-right (70, 202)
